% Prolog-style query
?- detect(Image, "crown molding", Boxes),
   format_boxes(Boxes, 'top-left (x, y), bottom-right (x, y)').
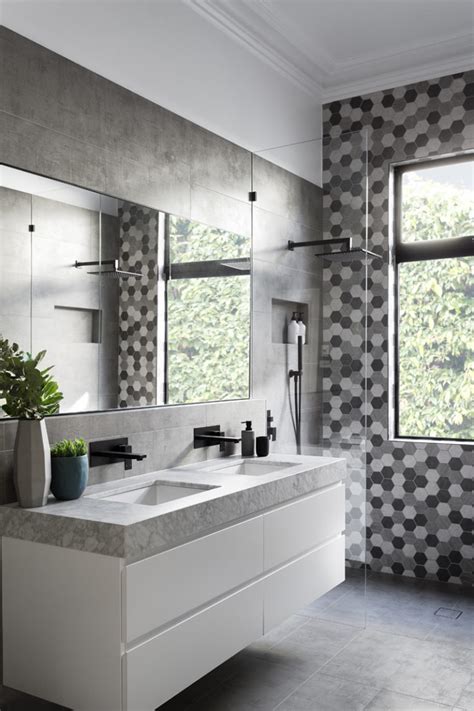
top-left (323, 52), bottom-right (474, 103)
top-left (187, 0), bottom-right (473, 105)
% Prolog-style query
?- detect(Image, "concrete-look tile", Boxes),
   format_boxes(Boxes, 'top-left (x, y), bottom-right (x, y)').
top-left (253, 206), bottom-right (323, 276)
top-left (205, 399), bottom-right (266, 441)
top-left (0, 112), bottom-right (107, 196)
top-left (189, 126), bottom-right (251, 203)
top-left (454, 673), bottom-right (474, 711)
top-left (1, 27), bottom-right (106, 147)
top-left (0, 681), bottom-right (68, 709)
top-left (253, 258), bottom-right (321, 316)
top-left (190, 184), bottom-right (251, 239)
top-left (364, 688), bottom-right (453, 710)
top-left (321, 629), bottom-right (416, 687)
top-left (0, 186), bottom-right (32, 235)
top-left (149, 426), bottom-right (208, 472)
top-left (324, 629), bottom-right (472, 708)
top-left (104, 153), bottom-right (191, 217)
top-left (0, 456), bottom-right (16, 505)
top-left (252, 154), bottom-right (321, 230)
top-left (283, 618), bottom-right (362, 656)
top-left (275, 672), bottom-right (379, 711)
top-left (192, 655), bottom-right (311, 710)
top-left (248, 614), bottom-right (310, 655)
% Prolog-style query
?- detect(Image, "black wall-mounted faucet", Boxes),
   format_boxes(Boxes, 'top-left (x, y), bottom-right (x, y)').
top-left (89, 437), bottom-right (147, 471)
top-left (266, 410), bottom-right (277, 442)
top-left (193, 425), bottom-right (241, 453)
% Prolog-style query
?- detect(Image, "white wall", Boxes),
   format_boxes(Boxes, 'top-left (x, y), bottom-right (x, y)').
top-left (1, 0), bottom-right (322, 182)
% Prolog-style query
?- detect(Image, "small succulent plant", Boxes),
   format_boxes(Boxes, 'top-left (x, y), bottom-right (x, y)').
top-left (51, 438), bottom-right (88, 458)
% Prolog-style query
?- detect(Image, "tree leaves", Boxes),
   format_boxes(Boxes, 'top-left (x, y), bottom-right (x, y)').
top-left (0, 336), bottom-right (64, 419)
top-left (398, 178), bottom-right (473, 439)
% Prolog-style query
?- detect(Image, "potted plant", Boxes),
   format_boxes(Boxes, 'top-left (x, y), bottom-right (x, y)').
top-left (50, 438), bottom-right (89, 501)
top-left (0, 337), bottom-right (63, 507)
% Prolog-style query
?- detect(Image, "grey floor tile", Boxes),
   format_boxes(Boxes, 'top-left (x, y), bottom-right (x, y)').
top-left (190, 656), bottom-right (312, 710)
top-left (322, 629), bottom-right (472, 707)
top-left (282, 618), bottom-right (362, 656)
top-left (453, 673), bottom-right (474, 711)
top-left (275, 671), bottom-right (379, 710)
top-left (425, 614), bottom-right (474, 650)
top-left (364, 688), bottom-right (452, 710)
top-left (248, 614), bottom-right (310, 654)
top-left (0, 685), bottom-right (68, 710)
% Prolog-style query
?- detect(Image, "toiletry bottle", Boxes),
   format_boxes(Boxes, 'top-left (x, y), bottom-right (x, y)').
top-left (288, 312), bottom-right (299, 344)
top-left (297, 312), bottom-right (307, 344)
top-left (241, 421), bottom-right (255, 457)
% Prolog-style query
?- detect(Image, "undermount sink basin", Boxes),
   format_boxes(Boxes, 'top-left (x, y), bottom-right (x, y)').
top-left (206, 459), bottom-right (298, 477)
top-left (100, 481), bottom-right (216, 506)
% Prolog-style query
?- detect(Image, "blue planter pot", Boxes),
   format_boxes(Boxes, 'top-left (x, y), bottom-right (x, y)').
top-left (50, 455), bottom-right (89, 501)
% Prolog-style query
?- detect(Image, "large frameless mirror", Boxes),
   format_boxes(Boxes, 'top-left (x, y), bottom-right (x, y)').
top-left (0, 165), bottom-right (251, 416)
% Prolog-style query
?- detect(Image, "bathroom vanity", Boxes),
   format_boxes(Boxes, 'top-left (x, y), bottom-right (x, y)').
top-left (1, 454), bottom-right (346, 711)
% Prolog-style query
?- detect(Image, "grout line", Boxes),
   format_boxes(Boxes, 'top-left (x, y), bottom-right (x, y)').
top-left (272, 627), bottom-right (366, 710)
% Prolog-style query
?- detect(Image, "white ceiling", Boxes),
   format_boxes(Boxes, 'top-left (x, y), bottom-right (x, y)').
top-left (196, 0), bottom-right (474, 101)
top-left (1, 0), bottom-right (472, 183)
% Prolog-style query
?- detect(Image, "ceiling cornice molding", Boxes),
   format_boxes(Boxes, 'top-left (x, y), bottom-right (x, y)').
top-left (187, 0), bottom-right (473, 105)
top-left (185, 0), bottom-right (323, 99)
top-left (323, 52), bottom-right (474, 103)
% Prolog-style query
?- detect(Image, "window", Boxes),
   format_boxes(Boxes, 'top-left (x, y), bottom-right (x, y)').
top-left (393, 154), bottom-right (474, 441)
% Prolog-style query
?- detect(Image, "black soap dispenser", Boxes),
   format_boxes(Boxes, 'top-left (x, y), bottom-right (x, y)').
top-left (241, 421), bottom-right (255, 457)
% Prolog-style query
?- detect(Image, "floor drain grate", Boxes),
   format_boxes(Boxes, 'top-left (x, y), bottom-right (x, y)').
top-left (434, 607), bottom-right (463, 620)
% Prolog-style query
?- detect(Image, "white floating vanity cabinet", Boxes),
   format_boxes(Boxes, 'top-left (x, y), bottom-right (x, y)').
top-left (3, 481), bottom-right (345, 711)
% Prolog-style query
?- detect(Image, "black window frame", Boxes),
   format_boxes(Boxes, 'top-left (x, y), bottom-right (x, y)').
top-left (392, 153), bottom-right (474, 442)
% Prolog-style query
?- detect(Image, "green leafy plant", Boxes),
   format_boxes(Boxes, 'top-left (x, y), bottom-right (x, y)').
top-left (398, 177), bottom-right (473, 439)
top-left (0, 336), bottom-right (63, 419)
top-left (167, 216), bottom-right (251, 404)
top-left (51, 438), bottom-right (87, 458)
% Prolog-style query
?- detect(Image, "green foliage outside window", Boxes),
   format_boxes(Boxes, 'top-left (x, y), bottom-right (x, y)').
top-left (167, 216), bottom-right (251, 404)
top-left (398, 175), bottom-right (473, 439)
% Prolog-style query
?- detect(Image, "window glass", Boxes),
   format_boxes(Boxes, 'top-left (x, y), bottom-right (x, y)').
top-left (398, 256), bottom-right (474, 440)
top-left (401, 158), bottom-right (473, 243)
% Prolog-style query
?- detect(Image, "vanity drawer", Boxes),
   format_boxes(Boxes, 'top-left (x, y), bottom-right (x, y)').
top-left (263, 534), bottom-right (345, 633)
top-left (124, 579), bottom-right (263, 711)
top-left (124, 515), bottom-right (263, 642)
top-left (263, 483), bottom-right (344, 570)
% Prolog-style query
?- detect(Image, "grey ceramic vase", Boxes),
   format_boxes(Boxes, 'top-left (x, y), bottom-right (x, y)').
top-left (14, 419), bottom-right (51, 508)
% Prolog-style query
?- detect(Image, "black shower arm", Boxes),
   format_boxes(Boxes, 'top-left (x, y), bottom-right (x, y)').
top-left (288, 237), bottom-right (352, 251)
top-left (75, 259), bottom-right (118, 268)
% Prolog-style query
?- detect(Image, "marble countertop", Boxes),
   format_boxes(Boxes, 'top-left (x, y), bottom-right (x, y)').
top-left (0, 454), bottom-right (345, 562)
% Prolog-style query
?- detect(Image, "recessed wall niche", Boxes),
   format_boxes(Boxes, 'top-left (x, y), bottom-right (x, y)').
top-left (271, 298), bottom-right (309, 345)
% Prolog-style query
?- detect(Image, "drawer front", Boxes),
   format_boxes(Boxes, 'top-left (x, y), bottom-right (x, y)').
top-left (264, 483), bottom-right (344, 570)
top-left (264, 535), bottom-right (345, 633)
top-left (125, 515), bottom-right (263, 642)
top-left (124, 580), bottom-right (263, 711)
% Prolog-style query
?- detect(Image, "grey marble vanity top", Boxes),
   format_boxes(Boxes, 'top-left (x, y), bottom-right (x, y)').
top-left (0, 454), bottom-right (345, 562)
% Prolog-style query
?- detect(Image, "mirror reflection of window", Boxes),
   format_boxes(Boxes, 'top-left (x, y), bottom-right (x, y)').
top-left (167, 215), bottom-right (251, 405)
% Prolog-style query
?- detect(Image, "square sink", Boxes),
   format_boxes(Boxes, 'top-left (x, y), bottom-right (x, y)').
top-left (100, 481), bottom-right (216, 506)
top-left (207, 460), bottom-right (298, 476)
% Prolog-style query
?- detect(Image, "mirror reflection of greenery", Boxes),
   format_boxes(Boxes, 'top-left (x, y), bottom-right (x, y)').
top-left (169, 215), bottom-right (250, 263)
top-left (399, 176), bottom-right (473, 440)
top-left (167, 216), bottom-right (251, 404)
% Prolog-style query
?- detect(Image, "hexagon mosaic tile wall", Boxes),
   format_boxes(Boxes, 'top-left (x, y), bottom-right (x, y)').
top-left (322, 71), bottom-right (473, 585)
top-left (118, 203), bottom-right (159, 407)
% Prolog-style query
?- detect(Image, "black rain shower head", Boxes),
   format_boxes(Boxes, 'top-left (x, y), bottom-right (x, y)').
top-left (314, 247), bottom-right (380, 263)
top-left (74, 259), bottom-right (143, 279)
top-left (288, 238), bottom-right (381, 264)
